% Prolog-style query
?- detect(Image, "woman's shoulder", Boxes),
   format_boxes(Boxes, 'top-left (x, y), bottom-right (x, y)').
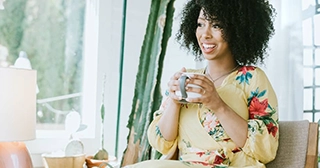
top-left (235, 65), bottom-right (270, 86)
top-left (237, 66), bottom-right (266, 76)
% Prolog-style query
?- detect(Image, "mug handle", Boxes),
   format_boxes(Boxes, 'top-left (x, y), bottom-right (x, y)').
top-left (179, 75), bottom-right (188, 99)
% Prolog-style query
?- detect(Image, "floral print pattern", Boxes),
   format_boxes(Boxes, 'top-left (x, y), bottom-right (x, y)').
top-left (155, 125), bottom-right (163, 138)
top-left (182, 148), bottom-right (230, 167)
top-left (196, 66), bottom-right (278, 165)
top-left (236, 66), bottom-right (278, 137)
top-left (246, 87), bottom-right (278, 137)
top-left (148, 66), bottom-right (278, 168)
top-left (202, 111), bottom-right (218, 133)
top-left (236, 66), bottom-right (256, 84)
top-left (200, 66), bottom-right (278, 141)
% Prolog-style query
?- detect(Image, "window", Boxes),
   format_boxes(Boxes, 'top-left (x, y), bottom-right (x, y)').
top-left (0, 0), bottom-right (102, 166)
top-left (302, 0), bottom-right (320, 122)
top-left (0, 0), bottom-right (94, 136)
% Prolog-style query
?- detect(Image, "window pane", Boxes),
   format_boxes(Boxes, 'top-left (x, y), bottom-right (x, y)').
top-left (302, 0), bottom-right (315, 11)
top-left (315, 113), bottom-right (320, 123)
top-left (316, 88), bottom-right (320, 109)
top-left (303, 49), bottom-right (313, 66)
top-left (303, 18), bottom-right (313, 46)
top-left (316, 49), bottom-right (320, 65)
top-left (304, 68), bottom-right (314, 86)
top-left (304, 88), bottom-right (313, 110)
top-left (0, 0), bottom-right (86, 131)
top-left (316, 68), bottom-right (320, 85)
top-left (315, 14), bottom-right (320, 45)
top-left (303, 112), bottom-right (313, 122)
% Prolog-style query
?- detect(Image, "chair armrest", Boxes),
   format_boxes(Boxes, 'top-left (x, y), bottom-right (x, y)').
top-left (305, 122), bottom-right (319, 168)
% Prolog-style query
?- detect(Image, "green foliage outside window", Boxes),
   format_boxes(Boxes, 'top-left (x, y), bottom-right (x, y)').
top-left (0, 0), bottom-right (86, 125)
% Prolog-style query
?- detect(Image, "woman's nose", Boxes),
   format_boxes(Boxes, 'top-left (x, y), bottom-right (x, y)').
top-left (202, 26), bottom-right (213, 39)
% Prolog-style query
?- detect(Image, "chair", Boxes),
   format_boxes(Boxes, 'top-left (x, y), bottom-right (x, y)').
top-left (266, 120), bottom-right (319, 168)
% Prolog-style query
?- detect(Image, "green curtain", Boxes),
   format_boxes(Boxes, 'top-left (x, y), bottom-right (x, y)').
top-left (121, 0), bottom-right (175, 166)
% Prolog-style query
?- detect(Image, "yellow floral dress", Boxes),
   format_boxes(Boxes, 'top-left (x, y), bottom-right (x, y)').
top-left (126, 66), bottom-right (279, 168)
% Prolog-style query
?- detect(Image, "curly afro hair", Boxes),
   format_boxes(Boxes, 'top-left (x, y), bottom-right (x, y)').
top-left (176, 0), bottom-right (276, 65)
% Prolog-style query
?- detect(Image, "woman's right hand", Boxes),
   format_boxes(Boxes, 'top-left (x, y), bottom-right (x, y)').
top-left (167, 67), bottom-right (187, 104)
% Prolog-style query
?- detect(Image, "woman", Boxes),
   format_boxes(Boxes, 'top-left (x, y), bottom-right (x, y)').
top-left (126, 0), bottom-right (278, 167)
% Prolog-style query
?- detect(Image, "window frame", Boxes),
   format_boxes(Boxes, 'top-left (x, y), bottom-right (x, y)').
top-left (302, 2), bottom-right (320, 122)
top-left (26, 0), bottom-right (103, 166)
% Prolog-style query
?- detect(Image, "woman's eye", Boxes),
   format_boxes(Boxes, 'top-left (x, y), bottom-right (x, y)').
top-left (212, 24), bottom-right (221, 29)
top-left (197, 23), bottom-right (204, 27)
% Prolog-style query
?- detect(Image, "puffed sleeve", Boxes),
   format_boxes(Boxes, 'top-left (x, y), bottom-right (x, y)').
top-left (147, 96), bottom-right (178, 155)
top-left (240, 67), bottom-right (279, 164)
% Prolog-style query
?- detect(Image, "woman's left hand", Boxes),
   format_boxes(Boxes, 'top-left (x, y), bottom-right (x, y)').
top-left (185, 74), bottom-right (223, 110)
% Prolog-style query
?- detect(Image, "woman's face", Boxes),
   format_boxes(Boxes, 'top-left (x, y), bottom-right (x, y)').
top-left (195, 10), bottom-right (232, 61)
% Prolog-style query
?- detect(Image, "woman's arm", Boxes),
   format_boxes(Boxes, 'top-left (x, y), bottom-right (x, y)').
top-left (185, 73), bottom-right (248, 147)
top-left (157, 98), bottom-right (181, 141)
top-left (157, 67), bottom-right (187, 141)
top-left (210, 102), bottom-right (248, 147)
top-left (240, 67), bottom-right (279, 163)
top-left (147, 68), bottom-right (187, 154)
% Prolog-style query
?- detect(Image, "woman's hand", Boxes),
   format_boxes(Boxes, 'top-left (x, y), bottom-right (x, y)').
top-left (166, 67), bottom-right (187, 103)
top-left (185, 74), bottom-right (223, 110)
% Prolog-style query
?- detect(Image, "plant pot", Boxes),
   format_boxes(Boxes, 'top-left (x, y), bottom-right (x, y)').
top-left (42, 153), bottom-right (86, 168)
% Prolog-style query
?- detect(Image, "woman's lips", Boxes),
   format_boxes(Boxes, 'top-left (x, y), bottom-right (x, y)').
top-left (202, 43), bottom-right (216, 54)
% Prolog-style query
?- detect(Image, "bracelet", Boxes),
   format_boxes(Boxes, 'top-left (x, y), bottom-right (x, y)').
top-left (165, 89), bottom-right (169, 96)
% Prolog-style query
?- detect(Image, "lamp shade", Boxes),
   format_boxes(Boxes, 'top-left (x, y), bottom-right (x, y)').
top-left (0, 67), bottom-right (36, 141)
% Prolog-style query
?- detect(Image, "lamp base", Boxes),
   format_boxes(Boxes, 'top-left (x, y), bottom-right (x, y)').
top-left (0, 142), bottom-right (33, 168)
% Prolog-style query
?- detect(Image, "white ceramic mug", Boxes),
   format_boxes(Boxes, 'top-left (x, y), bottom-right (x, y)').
top-left (175, 72), bottom-right (203, 104)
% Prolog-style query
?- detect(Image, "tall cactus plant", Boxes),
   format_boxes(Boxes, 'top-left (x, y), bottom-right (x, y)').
top-left (121, 0), bottom-right (175, 166)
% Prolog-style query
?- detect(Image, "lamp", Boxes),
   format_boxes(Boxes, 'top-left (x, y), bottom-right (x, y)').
top-left (0, 67), bottom-right (37, 168)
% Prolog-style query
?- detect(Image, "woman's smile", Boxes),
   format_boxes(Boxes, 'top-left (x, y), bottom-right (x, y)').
top-left (201, 43), bottom-right (216, 54)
